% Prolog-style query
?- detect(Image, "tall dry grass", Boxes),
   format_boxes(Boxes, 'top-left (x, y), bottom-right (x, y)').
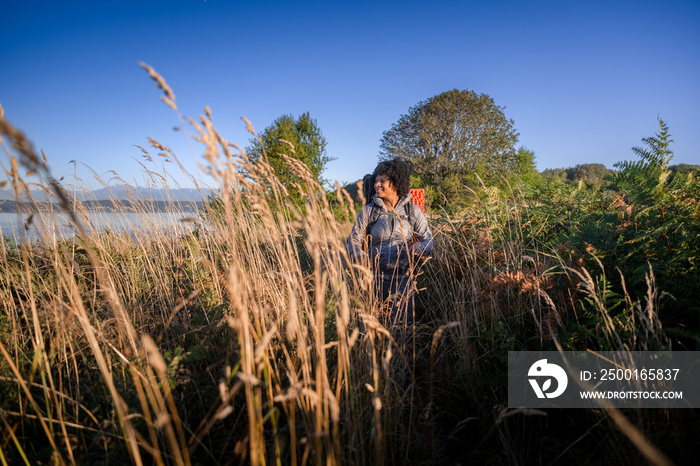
top-left (417, 183), bottom-right (679, 466)
top-left (0, 69), bottom-right (689, 466)
top-left (0, 76), bottom-right (434, 465)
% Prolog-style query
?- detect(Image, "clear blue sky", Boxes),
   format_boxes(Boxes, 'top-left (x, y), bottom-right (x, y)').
top-left (1, 0), bottom-right (698, 190)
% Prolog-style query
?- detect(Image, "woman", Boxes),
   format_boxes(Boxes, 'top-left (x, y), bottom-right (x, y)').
top-left (346, 158), bottom-right (433, 328)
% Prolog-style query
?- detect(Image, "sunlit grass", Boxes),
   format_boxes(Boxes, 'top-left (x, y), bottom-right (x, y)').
top-left (0, 68), bottom-right (690, 465)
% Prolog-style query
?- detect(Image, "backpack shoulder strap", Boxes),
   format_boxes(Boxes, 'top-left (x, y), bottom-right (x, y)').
top-left (404, 202), bottom-right (413, 225)
top-left (365, 204), bottom-right (381, 238)
top-left (404, 202), bottom-right (416, 244)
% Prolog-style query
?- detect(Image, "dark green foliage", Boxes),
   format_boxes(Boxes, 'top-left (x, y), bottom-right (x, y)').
top-left (611, 117), bottom-right (675, 204)
top-left (512, 147), bottom-right (542, 188)
top-left (523, 177), bottom-right (612, 249)
top-left (379, 89), bottom-right (519, 208)
top-left (246, 112), bottom-right (333, 203)
top-left (670, 163), bottom-right (700, 175)
top-left (530, 118), bottom-right (699, 347)
top-left (606, 118), bottom-right (700, 328)
top-left (541, 163), bottom-right (614, 190)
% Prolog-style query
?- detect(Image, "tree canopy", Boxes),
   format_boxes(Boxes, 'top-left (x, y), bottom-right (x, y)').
top-left (246, 112), bottom-right (332, 202)
top-left (379, 89), bottom-right (519, 206)
top-left (542, 163), bottom-right (614, 190)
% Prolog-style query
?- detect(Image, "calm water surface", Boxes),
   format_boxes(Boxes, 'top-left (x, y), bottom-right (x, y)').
top-left (0, 211), bottom-right (199, 243)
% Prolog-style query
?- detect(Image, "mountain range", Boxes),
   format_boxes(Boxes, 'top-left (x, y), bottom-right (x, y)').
top-left (0, 186), bottom-right (213, 203)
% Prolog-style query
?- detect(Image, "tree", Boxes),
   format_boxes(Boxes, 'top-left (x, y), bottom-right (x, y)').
top-left (670, 163), bottom-right (700, 175)
top-left (246, 112), bottom-right (332, 202)
top-left (567, 163), bottom-right (613, 190)
top-left (541, 168), bottom-right (569, 183)
top-left (513, 147), bottom-right (542, 188)
top-left (541, 163), bottom-right (613, 191)
top-left (379, 89), bottom-right (519, 206)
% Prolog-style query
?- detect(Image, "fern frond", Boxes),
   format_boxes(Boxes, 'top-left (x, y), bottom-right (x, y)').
top-left (611, 117), bottom-right (676, 204)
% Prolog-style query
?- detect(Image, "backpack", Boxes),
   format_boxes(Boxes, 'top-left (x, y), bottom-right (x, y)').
top-left (362, 173), bottom-right (376, 205)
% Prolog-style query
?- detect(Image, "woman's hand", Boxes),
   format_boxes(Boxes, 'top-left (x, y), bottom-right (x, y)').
top-left (411, 243), bottom-right (425, 256)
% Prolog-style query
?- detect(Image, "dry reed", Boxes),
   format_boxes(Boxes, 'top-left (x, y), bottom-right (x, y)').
top-left (0, 64), bottom-right (684, 466)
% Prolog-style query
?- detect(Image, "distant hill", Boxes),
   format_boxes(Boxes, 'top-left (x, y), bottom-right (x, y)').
top-left (86, 186), bottom-right (211, 202)
top-left (0, 199), bottom-right (205, 213)
top-left (0, 186), bottom-right (213, 212)
top-left (0, 186), bottom-right (212, 202)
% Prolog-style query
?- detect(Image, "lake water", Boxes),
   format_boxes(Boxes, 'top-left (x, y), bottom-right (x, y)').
top-left (0, 211), bottom-right (199, 243)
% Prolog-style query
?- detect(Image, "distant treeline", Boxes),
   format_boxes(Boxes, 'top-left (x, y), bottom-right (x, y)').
top-left (341, 163), bottom-right (700, 205)
top-left (541, 163), bottom-right (699, 190)
top-left (0, 199), bottom-right (205, 213)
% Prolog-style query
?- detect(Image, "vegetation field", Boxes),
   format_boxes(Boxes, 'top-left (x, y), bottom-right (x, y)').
top-left (1, 71), bottom-right (699, 465)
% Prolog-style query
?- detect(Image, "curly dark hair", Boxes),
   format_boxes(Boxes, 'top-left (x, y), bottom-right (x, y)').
top-left (374, 158), bottom-right (411, 198)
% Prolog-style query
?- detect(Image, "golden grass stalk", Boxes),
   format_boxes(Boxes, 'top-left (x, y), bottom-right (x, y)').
top-left (0, 65), bottom-right (680, 466)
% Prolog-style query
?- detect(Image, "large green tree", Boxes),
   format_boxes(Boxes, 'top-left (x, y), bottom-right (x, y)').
top-left (379, 89), bottom-right (519, 206)
top-left (246, 112), bottom-right (332, 202)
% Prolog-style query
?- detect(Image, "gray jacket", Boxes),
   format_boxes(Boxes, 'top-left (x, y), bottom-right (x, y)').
top-left (346, 195), bottom-right (434, 276)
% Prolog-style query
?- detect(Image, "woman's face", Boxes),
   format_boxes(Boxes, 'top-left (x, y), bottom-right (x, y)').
top-left (375, 175), bottom-right (397, 201)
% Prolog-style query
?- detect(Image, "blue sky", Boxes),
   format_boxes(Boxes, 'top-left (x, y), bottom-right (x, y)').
top-left (1, 0), bottom-right (698, 190)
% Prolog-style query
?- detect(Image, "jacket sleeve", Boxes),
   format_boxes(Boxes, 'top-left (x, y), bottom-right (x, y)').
top-left (346, 205), bottom-right (371, 263)
top-left (410, 205), bottom-right (434, 257)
